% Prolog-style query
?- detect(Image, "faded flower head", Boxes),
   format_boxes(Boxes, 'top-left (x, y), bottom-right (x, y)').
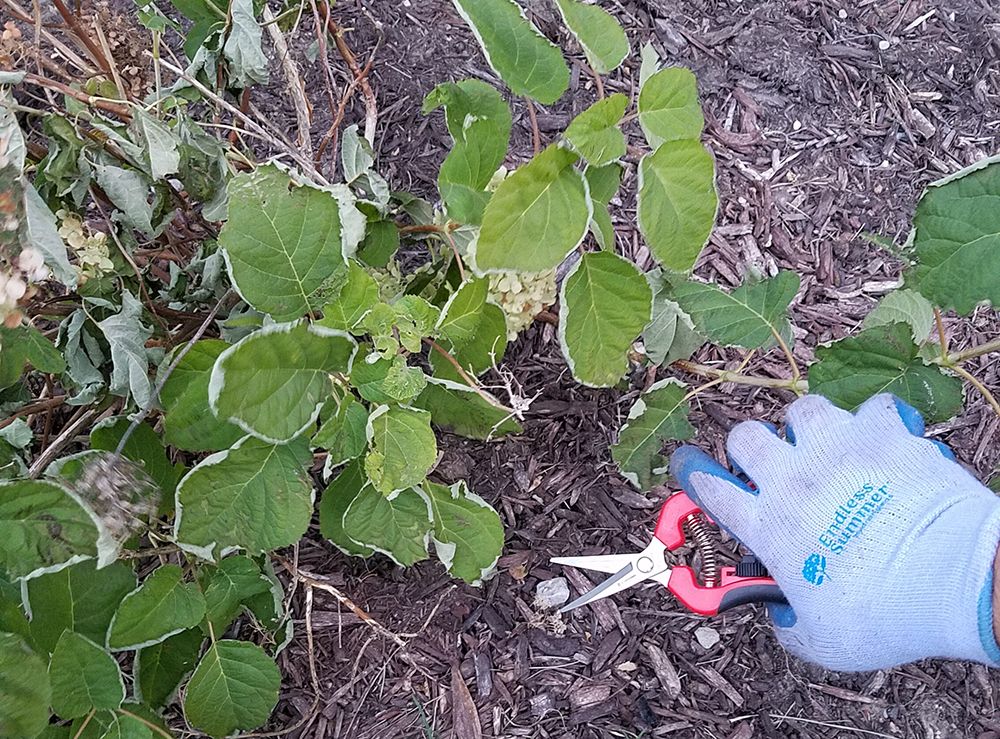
top-left (74, 452), bottom-right (161, 542)
top-left (57, 209), bottom-right (113, 281)
top-left (488, 269), bottom-right (558, 340)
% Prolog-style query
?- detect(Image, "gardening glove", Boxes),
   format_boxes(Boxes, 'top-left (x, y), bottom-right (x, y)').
top-left (670, 393), bottom-right (1000, 671)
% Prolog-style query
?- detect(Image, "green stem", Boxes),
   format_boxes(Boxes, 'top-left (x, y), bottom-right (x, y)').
top-left (940, 338), bottom-right (1000, 366)
top-left (674, 360), bottom-right (807, 393)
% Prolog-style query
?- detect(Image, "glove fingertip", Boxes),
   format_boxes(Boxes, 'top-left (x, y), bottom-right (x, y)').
top-left (670, 446), bottom-right (753, 507)
top-left (767, 602), bottom-right (798, 629)
top-left (891, 396), bottom-right (925, 436)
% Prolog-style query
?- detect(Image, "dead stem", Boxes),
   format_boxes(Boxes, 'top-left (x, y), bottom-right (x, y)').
top-left (525, 98), bottom-right (542, 155)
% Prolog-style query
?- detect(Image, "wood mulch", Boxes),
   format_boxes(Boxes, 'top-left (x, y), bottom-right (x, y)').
top-left (107, 0), bottom-right (1000, 735)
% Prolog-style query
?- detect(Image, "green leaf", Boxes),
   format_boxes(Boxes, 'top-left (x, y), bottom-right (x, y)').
top-left (175, 436), bottom-right (313, 559)
top-left (202, 556), bottom-right (270, 635)
top-left (69, 708), bottom-right (153, 739)
top-left (637, 140), bottom-right (718, 271)
top-left (585, 163), bottom-right (621, 250)
top-left (107, 564), bottom-right (207, 651)
top-left (0, 324), bottom-right (65, 389)
top-left (430, 277), bottom-right (508, 379)
top-left (0, 479), bottom-right (101, 580)
top-left (135, 628), bottom-right (203, 709)
top-left (92, 163), bottom-right (154, 237)
top-left (343, 487), bottom-right (431, 566)
top-left (26, 560), bottom-right (137, 654)
top-left (223, 0), bottom-right (268, 88)
top-left (0, 632), bottom-right (51, 738)
top-left (317, 260), bottom-right (380, 332)
top-left (129, 110), bottom-right (180, 180)
top-left (160, 340), bottom-right (245, 453)
top-left (220, 165), bottom-right (353, 321)
top-left (313, 395), bottom-right (368, 467)
top-left (359, 296), bottom-right (440, 357)
top-left (564, 94), bottom-right (627, 167)
top-left (423, 80), bottom-right (512, 224)
top-left (319, 459), bottom-right (374, 557)
top-left (357, 219), bottom-right (399, 268)
top-left (0, 576), bottom-right (30, 640)
top-left (451, 0), bottom-right (569, 104)
top-left (423, 481), bottom-right (503, 584)
top-left (49, 631), bottom-right (124, 718)
top-left (559, 252), bottom-right (653, 387)
top-left (611, 379), bottom-right (695, 490)
top-left (90, 417), bottom-right (183, 498)
top-left (553, 0), bottom-right (628, 73)
top-left (350, 355), bottom-right (427, 404)
top-left (475, 145), bottom-right (590, 273)
top-left (862, 288), bottom-right (935, 343)
top-left (669, 271), bottom-right (799, 350)
top-left (809, 322), bottom-right (964, 423)
top-left (643, 273), bottom-right (704, 365)
top-left (97, 291), bottom-right (154, 409)
top-left (184, 640), bottom-right (280, 738)
top-left (906, 158), bottom-right (1000, 315)
top-left (414, 376), bottom-right (520, 440)
top-left (23, 184), bottom-right (78, 287)
top-left (638, 67), bottom-right (704, 148)
top-left (209, 321), bottom-right (356, 443)
top-left (364, 406), bottom-right (437, 494)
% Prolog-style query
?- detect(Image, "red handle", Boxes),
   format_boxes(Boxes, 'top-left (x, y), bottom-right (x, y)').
top-left (652, 491), bottom-right (702, 549)
top-left (667, 566), bottom-right (786, 616)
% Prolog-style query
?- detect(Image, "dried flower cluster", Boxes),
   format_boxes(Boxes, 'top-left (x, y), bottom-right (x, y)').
top-left (488, 269), bottom-right (557, 340)
top-left (56, 209), bottom-right (113, 282)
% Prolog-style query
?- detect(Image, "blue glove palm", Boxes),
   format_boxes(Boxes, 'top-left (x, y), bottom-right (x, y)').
top-left (671, 394), bottom-right (1000, 671)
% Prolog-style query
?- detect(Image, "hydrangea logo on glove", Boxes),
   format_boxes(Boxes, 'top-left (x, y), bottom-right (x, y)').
top-left (671, 393), bottom-right (1000, 671)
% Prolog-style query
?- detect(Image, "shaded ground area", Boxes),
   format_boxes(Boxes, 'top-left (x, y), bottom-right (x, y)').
top-left (190, 0), bottom-right (1000, 736)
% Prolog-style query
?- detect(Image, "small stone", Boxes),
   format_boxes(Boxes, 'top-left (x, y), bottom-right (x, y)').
top-left (837, 8), bottom-right (847, 18)
top-left (695, 626), bottom-right (721, 650)
top-left (877, 39), bottom-right (891, 51)
top-left (616, 661), bottom-right (638, 672)
top-left (534, 577), bottom-right (570, 610)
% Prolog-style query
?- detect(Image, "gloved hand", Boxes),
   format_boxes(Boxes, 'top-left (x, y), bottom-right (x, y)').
top-left (671, 393), bottom-right (1000, 671)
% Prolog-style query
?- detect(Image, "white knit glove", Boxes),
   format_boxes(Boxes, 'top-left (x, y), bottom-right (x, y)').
top-left (671, 394), bottom-right (1000, 671)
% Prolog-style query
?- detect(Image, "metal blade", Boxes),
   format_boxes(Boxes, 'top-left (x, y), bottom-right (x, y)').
top-left (559, 562), bottom-right (646, 613)
top-left (550, 553), bottom-right (635, 575)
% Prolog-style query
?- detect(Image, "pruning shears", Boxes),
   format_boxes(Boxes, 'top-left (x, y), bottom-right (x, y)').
top-left (552, 491), bottom-right (787, 616)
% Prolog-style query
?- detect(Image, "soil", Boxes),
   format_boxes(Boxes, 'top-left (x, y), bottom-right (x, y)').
top-left (51, 0), bottom-right (1000, 735)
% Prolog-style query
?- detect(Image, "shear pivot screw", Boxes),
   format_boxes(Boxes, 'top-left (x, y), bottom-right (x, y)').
top-left (637, 556), bottom-right (654, 573)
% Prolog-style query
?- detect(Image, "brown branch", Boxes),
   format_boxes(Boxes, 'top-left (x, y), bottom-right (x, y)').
top-left (22, 73), bottom-right (131, 118)
top-left (525, 98), bottom-right (542, 155)
top-left (319, 3), bottom-right (379, 145)
top-left (0, 396), bottom-right (66, 431)
top-left (263, 4), bottom-right (313, 157)
top-left (51, 0), bottom-right (111, 75)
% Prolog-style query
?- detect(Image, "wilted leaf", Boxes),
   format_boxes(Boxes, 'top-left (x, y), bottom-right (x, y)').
top-left (475, 145), bottom-right (590, 273)
top-left (809, 322), bottom-right (963, 423)
top-left (862, 288), bottom-right (935, 343)
top-left (313, 394), bottom-right (368, 467)
top-left (129, 109), bottom-right (180, 180)
top-left (669, 271), bottom-right (799, 350)
top-left (565, 94), bottom-right (627, 167)
top-left (424, 480), bottom-right (503, 584)
top-left (319, 459), bottom-right (374, 557)
top-left (414, 376), bottom-right (520, 440)
top-left (184, 640), bottom-right (280, 738)
top-left (638, 67), bottom-right (704, 148)
top-left (553, 0), bottom-right (628, 73)
top-left (559, 252), bottom-right (652, 387)
top-left (452, 0), bottom-right (569, 104)
top-left (611, 379), bottom-right (695, 490)
top-left (364, 406), bottom-right (437, 494)
top-left (423, 80), bottom-right (511, 224)
top-left (175, 436), bottom-right (313, 559)
top-left (220, 165), bottom-right (353, 321)
top-left (343, 486), bottom-right (431, 566)
top-left (210, 321), bottom-right (356, 443)
top-left (0, 632), bottom-right (50, 737)
top-left (49, 631), bottom-right (124, 718)
top-left (92, 163), bottom-right (154, 236)
top-left (135, 628), bottom-right (203, 708)
top-left (22, 184), bottom-right (78, 286)
top-left (637, 140), bottom-right (717, 271)
top-left (107, 564), bottom-right (206, 651)
top-left (97, 291), bottom-right (154, 410)
top-left (160, 340), bottom-right (245, 452)
top-left (223, 0), bottom-right (268, 88)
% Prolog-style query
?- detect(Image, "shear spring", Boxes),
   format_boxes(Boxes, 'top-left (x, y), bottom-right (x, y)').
top-left (684, 513), bottom-right (719, 587)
